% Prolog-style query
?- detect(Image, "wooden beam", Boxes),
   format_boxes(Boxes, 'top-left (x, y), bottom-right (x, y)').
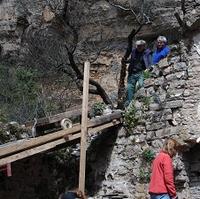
top-left (25, 106), bottom-right (82, 128)
top-left (0, 125), bottom-right (81, 158)
top-left (0, 111), bottom-right (122, 158)
top-left (89, 110), bottom-right (122, 126)
top-left (0, 139), bottom-right (66, 166)
top-left (0, 121), bottom-right (121, 166)
top-left (79, 61), bottom-right (90, 194)
top-left (25, 105), bottom-right (93, 128)
top-left (88, 120), bottom-right (120, 134)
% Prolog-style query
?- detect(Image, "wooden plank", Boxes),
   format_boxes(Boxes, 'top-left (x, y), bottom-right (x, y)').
top-left (25, 106), bottom-right (92, 128)
top-left (89, 110), bottom-right (122, 126)
top-left (88, 120), bottom-right (120, 134)
top-left (79, 61), bottom-right (90, 194)
top-left (0, 135), bottom-right (82, 166)
top-left (0, 139), bottom-right (66, 166)
top-left (0, 111), bottom-right (122, 158)
top-left (6, 163), bottom-right (12, 177)
top-left (0, 125), bottom-right (81, 158)
top-left (0, 163), bottom-right (12, 176)
top-left (25, 107), bottom-right (82, 127)
top-left (0, 121), bottom-right (120, 166)
top-left (0, 121), bottom-right (121, 166)
top-left (63, 120), bottom-right (120, 140)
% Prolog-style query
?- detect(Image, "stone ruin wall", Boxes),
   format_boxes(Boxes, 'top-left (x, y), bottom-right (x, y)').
top-left (92, 33), bottom-right (200, 199)
top-left (0, 0), bottom-right (200, 198)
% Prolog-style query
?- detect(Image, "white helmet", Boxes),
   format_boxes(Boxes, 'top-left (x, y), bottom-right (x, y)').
top-left (135, 40), bottom-right (146, 47)
top-left (157, 36), bottom-right (167, 43)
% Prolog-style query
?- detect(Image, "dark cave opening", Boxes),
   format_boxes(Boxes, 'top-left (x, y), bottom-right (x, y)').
top-left (183, 144), bottom-right (200, 198)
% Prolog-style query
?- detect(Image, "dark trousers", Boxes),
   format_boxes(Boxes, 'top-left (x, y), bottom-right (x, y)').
top-left (125, 71), bottom-right (144, 106)
top-left (61, 192), bottom-right (77, 199)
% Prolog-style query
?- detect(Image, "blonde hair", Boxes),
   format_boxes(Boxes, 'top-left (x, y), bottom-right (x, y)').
top-left (162, 138), bottom-right (180, 157)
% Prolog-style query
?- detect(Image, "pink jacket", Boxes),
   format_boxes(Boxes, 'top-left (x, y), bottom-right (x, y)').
top-left (149, 151), bottom-right (176, 198)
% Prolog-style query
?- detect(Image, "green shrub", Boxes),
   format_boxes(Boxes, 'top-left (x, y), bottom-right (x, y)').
top-left (0, 65), bottom-right (40, 122)
top-left (141, 148), bottom-right (155, 163)
top-left (91, 102), bottom-right (106, 116)
top-left (0, 108), bottom-right (8, 123)
top-left (143, 70), bottom-right (151, 79)
top-left (123, 102), bottom-right (139, 131)
top-left (141, 96), bottom-right (152, 108)
top-left (139, 168), bottom-right (151, 183)
top-left (0, 62), bottom-right (77, 123)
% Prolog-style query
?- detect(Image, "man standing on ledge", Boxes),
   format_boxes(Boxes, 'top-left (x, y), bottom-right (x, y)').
top-left (152, 36), bottom-right (170, 64)
top-left (122, 40), bottom-right (152, 106)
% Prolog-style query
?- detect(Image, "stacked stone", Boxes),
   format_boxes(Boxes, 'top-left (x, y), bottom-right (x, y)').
top-left (95, 38), bottom-right (200, 199)
top-left (95, 53), bottom-right (190, 198)
top-left (143, 56), bottom-right (188, 141)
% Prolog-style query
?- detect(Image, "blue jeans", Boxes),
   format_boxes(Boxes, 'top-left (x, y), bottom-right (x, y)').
top-left (150, 194), bottom-right (171, 199)
top-left (126, 72), bottom-right (144, 105)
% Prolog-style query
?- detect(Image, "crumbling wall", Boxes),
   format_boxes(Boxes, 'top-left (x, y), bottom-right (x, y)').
top-left (92, 33), bottom-right (200, 199)
top-left (0, 0), bottom-right (200, 199)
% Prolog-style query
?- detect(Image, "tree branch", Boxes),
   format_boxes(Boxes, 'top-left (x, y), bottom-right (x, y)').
top-left (106, 0), bottom-right (141, 24)
top-left (174, 12), bottom-right (189, 34)
top-left (174, 0), bottom-right (189, 34)
top-left (67, 50), bottom-right (113, 105)
top-left (124, 24), bottom-right (144, 60)
top-left (181, 0), bottom-right (186, 15)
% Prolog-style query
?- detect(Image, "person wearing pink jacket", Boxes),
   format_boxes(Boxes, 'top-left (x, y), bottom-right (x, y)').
top-left (149, 138), bottom-right (180, 199)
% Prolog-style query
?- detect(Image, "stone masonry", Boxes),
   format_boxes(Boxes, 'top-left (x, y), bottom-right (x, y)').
top-left (91, 34), bottom-right (200, 199)
top-left (0, 1), bottom-right (200, 199)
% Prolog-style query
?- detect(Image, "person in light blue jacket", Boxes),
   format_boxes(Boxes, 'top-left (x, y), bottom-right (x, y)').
top-left (152, 36), bottom-right (170, 64)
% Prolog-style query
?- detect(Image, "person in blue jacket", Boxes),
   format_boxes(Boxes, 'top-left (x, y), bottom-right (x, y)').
top-left (152, 36), bottom-right (170, 64)
top-left (122, 40), bottom-right (152, 106)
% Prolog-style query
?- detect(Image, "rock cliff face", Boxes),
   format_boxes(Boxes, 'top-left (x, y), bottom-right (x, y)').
top-left (0, 0), bottom-right (200, 199)
top-left (0, 0), bottom-right (200, 102)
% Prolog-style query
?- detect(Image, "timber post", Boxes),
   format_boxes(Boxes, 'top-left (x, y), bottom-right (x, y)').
top-left (78, 61), bottom-right (90, 194)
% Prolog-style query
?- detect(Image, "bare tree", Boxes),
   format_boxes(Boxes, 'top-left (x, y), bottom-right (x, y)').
top-left (16, 0), bottom-right (154, 111)
top-left (19, 0), bottom-right (113, 106)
